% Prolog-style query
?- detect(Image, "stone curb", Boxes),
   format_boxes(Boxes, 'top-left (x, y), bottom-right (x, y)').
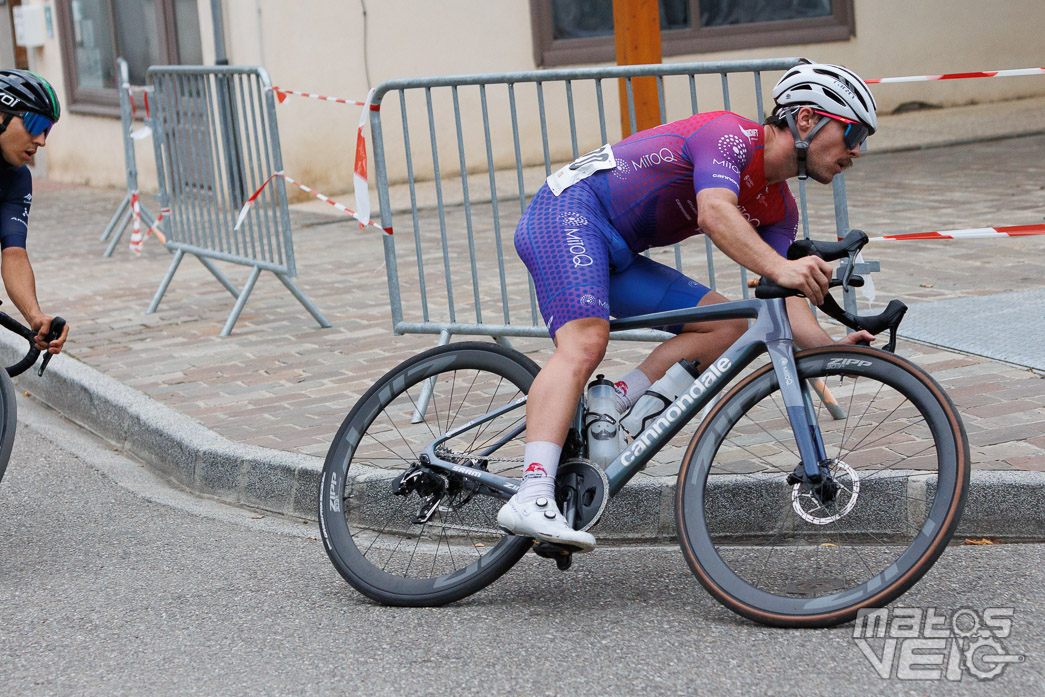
top-left (5, 332), bottom-right (1044, 542)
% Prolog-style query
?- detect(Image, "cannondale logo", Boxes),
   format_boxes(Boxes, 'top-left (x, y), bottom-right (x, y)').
top-left (559, 212), bottom-right (589, 227)
top-left (718, 133), bottom-right (748, 159)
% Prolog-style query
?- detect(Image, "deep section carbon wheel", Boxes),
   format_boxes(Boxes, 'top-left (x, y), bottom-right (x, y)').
top-left (0, 371), bottom-right (17, 485)
top-left (319, 342), bottom-right (538, 606)
top-left (676, 346), bottom-right (969, 627)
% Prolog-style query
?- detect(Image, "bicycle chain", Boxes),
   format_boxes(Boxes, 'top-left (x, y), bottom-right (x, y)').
top-left (434, 447), bottom-right (524, 464)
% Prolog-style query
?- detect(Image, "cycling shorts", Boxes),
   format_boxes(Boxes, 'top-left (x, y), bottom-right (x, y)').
top-left (514, 182), bottom-right (711, 339)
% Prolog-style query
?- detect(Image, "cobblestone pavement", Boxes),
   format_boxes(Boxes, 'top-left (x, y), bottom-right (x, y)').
top-left (22, 134), bottom-right (1045, 478)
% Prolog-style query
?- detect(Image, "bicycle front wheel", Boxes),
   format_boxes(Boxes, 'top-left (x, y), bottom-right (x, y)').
top-left (676, 346), bottom-right (969, 627)
top-left (0, 369), bottom-right (17, 485)
top-left (319, 342), bottom-right (538, 606)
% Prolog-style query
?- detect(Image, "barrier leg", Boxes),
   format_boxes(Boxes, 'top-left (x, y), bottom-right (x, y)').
top-left (275, 273), bottom-right (332, 329)
top-left (196, 256), bottom-right (241, 299)
top-left (493, 335), bottom-right (514, 350)
top-left (100, 194), bottom-right (131, 242)
top-left (411, 329), bottom-right (452, 424)
top-left (220, 266), bottom-right (262, 337)
top-left (808, 377), bottom-right (846, 420)
top-left (138, 204), bottom-right (157, 232)
top-left (102, 208), bottom-right (133, 258)
top-left (147, 248), bottom-right (185, 314)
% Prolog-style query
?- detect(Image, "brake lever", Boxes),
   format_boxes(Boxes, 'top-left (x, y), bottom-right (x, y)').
top-left (840, 250), bottom-right (859, 293)
top-left (37, 316), bottom-right (66, 377)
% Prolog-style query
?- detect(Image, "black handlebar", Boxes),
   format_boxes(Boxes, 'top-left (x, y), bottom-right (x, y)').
top-left (786, 229), bottom-right (870, 263)
top-left (0, 312), bottom-right (66, 377)
top-left (755, 229), bottom-right (907, 352)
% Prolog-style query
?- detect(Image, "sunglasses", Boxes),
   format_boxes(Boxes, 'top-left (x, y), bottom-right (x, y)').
top-left (813, 110), bottom-right (869, 150)
top-left (19, 111), bottom-right (55, 137)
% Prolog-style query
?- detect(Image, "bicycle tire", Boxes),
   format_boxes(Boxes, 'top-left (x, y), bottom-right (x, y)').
top-left (0, 370), bottom-right (17, 485)
top-left (319, 342), bottom-right (538, 606)
top-left (676, 346), bottom-right (969, 628)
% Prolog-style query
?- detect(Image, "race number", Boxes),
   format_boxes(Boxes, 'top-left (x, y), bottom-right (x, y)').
top-left (547, 144), bottom-right (616, 196)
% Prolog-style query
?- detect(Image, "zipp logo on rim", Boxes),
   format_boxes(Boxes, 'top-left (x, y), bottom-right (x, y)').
top-left (828, 358), bottom-right (873, 369)
top-left (328, 471), bottom-right (341, 512)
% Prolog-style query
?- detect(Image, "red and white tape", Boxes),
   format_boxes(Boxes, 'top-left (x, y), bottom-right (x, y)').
top-left (268, 84), bottom-right (379, 232)
top-left (353, 88), bottom-right (377, 229)
top-left (122, 83), bottom-right (152, 140)
top-left (147, 207), bottom-right (170, 245)
top-left (867, 67), bottom-right (1045, 84)
top-left (868, 224), bottom-right (1045, 242)
top-left (269, 86), bottom-right (368, 106)
top-left (129, 191), bottom-right (143, 255)
top-left (234, 171), bottom-right (389, 235)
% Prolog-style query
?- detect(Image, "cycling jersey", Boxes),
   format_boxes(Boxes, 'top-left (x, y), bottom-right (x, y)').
top-left (0, 163), bottom-right (32, 249)
top-left (515, 111), bottom-right (798, 339)
top-left (583, 111), bottom-right (798, 254)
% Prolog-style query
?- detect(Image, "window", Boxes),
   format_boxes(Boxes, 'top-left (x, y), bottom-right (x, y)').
top-left (531, 0), bottom-right (854, 67)
top-left (56, 0), bottom-right (203, 114)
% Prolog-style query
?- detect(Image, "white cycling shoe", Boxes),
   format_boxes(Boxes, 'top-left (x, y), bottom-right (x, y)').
top-left (497, 495), bottom-right (596, 552)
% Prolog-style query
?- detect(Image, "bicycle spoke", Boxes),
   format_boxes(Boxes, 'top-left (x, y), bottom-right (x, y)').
top-left (320, 344), bottom-right (538, 605)
top-left (684, 350), bottom-right (967, 623)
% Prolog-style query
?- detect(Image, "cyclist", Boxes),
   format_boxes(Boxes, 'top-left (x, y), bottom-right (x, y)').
top-left (0, 70), bottom-right (67, 355)
top-left (498, 61), bottom-right (877, 551)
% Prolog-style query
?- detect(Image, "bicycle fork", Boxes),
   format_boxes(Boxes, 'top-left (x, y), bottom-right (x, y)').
top-left (765, 340), bottom-right (832, 493)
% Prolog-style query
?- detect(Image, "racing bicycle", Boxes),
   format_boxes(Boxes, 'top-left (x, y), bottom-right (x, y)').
top-left (0, 310), bottom-right (67, 485)
top-left (318, 230), bottom-right (969, 628)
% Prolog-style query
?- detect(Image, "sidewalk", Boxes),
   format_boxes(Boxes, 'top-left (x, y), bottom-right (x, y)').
top-left (7, 97), bottom-right (1045, 541)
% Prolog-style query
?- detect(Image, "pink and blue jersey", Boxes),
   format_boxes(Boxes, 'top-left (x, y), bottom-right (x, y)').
top-left (515, 112), bottom-right (799, 338)
top-left (586, 111), bottom-right (798, 255)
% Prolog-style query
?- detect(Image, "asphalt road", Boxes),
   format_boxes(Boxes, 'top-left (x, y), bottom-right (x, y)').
top-left (1, 396), bottom-right (1042, 697)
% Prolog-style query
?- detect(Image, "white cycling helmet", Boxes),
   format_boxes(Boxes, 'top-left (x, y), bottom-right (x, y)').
top-left (771, 61), bottom-right (877, 179)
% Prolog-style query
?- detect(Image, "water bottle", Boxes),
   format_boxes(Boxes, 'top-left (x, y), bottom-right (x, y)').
top-left (584, 375), bottom-right (623, 467)
top-left (620, 359), bottom-right (700, 437)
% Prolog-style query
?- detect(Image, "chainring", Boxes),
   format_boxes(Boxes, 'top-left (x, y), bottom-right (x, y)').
top-left (555, 458), bottom-right (609, 532)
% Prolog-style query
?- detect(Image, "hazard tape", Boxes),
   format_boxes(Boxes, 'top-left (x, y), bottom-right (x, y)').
top-left (269, 86), bottom-right (370, 106)
top-left (867, 67), bottom-right (1045, 84)
top-left (868, 224), bottom-right (1045, 242)
top-left (123, 82), bottom-right (152, 140)
top-left (129, 190), bottom-right (142, 255)
top-left (269, 85), bottom-right (378, 231)
top-left (147, 207), bottom-right (170, 245)
top-left (233, 171), bottom-right (390, 235)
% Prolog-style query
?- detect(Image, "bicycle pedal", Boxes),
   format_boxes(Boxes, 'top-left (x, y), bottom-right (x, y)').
top-left (532, 540), bottom-right (579, 557)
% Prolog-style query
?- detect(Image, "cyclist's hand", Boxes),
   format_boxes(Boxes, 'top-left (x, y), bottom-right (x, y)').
top-left (772, 257), bottom-right (832, 306)
top-left (30, 315), bottom-right (68, 354)
top-left (837, 329), bottom-right (875, 346)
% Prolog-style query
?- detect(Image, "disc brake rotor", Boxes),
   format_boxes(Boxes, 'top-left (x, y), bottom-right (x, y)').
top-left (791, 460), bottom-right (860, 525)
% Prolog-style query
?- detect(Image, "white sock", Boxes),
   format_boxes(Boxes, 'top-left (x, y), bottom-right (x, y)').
top-left (613, 369), bottom-right (651, 414)
top-left (516, 441), bottom-right (562, 503)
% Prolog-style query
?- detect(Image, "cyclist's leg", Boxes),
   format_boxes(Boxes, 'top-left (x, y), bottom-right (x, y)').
top-left (608, 256), bottom-right (747, 385)
top-left (526, 317), bottom-right (610, 447)
top-left (505, 186), bottom-right (615, 550)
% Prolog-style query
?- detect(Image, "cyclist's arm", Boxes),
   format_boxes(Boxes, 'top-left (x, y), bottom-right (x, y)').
top-left (0, 247), bottom-right (57, 350)
top-left (696, 187), bottom-right (832, 305)
top-left (786, 296), bottom-right (873, 349)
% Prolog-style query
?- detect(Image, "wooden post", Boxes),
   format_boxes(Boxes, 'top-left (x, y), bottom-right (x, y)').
top-left (613, 0), bottom-right (662, 138)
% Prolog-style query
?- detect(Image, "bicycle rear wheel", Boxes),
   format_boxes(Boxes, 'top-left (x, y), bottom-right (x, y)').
top-left (0, 370), bottom-right (17, 485)
top-left (319, 342), bottom-right (537, 606)
top-left (676, 346), bottom-right (969, 627)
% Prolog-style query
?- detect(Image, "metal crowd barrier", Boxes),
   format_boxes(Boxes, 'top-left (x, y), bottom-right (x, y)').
top-left (100, 57), bottom-right (156, 257)
top-left (369, 58), bottom-right (868, 347)
top-left (145, 64), bottom-right (329, 336)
